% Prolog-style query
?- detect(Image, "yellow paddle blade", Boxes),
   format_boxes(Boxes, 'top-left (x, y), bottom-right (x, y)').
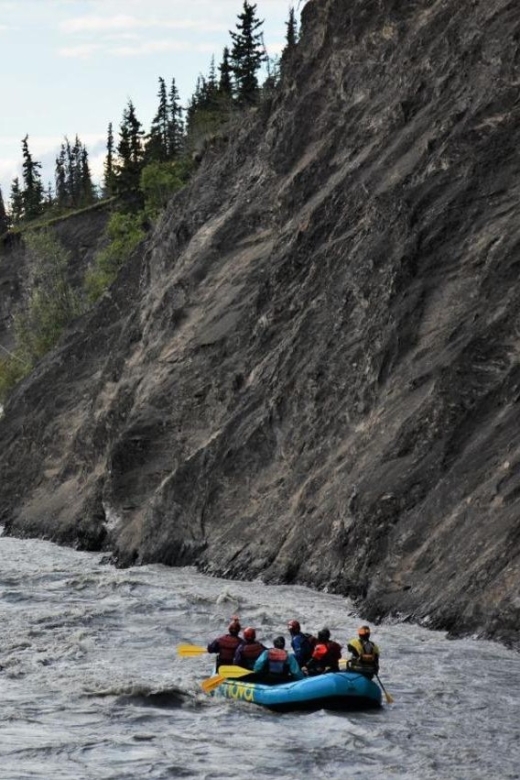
top-left (375, 674), bottom-right (395, 704)
top-left (201, 674), bottom-right (226, 693)
top-left (217, 665), bottom-right (253, 679)
top-left (177, 644), bottom-right (207, 657)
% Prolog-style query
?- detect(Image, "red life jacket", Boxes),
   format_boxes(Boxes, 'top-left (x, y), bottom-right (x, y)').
top-left (217, 634), bottom-right (242, 663)
top-left (267, 648), bottom-right (289, 675)
top-left (312, 640), bottom-right (342, 669)
top-left (241, 641), bottom-right (265, 663)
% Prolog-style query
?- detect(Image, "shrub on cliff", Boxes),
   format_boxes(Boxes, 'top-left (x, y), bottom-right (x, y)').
top-left (84, 210), bottom-right (147, 302)
top-left (15, 231), bottom-right (84, 363)
top-left (0, 351), bottom-right (30, 403)
top-left (140, 159), bottom-right (192, 217)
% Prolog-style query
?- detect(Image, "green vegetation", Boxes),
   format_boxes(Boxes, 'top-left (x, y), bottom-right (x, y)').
top-left (0, 349), bottom-right (30, 403)
top-left (15, 231), bottom-right (84, 362)
top-left (85, 211), bottom-right (147, 302)
top-left (140, 158), bottom-right (193, 217)
top-left (0, 231), bottom-right (84, 401)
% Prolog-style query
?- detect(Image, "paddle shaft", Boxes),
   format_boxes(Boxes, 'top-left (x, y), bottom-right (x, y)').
top-left (376, 674), bottom-right (394, 704)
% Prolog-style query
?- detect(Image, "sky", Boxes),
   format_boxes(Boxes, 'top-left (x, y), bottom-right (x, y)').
top-left (0, 0), bottom-right (306, 204)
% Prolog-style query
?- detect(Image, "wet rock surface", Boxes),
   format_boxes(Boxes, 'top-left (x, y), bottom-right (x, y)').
top-left (1, 0), bottom-right (519, 648)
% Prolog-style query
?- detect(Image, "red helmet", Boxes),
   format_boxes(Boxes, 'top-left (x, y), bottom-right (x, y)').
top-left (228, 618), bottom-right (241, 634)
top-left (287, 619), bottom-right (300, 633)
top-left (358, 625), bottom-right (371, 637)
top-left (243, 627), bottom-right (256, 641)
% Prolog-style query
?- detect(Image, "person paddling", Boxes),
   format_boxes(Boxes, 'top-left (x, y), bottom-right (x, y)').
top-left (346, 625), bottom-right (380, 678)
top-left (233, 626), bottom-right (266, 670)
top-left (306, 628), bottom-right (342, 675)
top-left (207, 617), bottom-right (243, 671)
top-left (253, 636), bottom-right (304, 682)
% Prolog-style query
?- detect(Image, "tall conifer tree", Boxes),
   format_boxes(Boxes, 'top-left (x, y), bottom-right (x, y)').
top-left (80, 146), bottom-right (95, 204)
top-left (9, 177), bottom-right (23, 224)
top-left (115, 100), bottom-right (145, 207)
top-left (167, 78), bottom-right (184, 159)
top-left (218, 47), bottom-right (234, 99)
top-left (55, 145), bottom-right (68, 207)
top-left (282, 6), bottom-right (298, 66)
top-left (146, 77), bottom-right (169, 162)
top-left (103, 122), bottom-right (116, 197)
top-left (0, 185), bottom-right (9, 234)
top-left (229, 1), bottom-right (266, 105)
top-left (21, 135), bottom-right (44, 219)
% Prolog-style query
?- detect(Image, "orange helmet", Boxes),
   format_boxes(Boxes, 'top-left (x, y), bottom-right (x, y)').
top-left (358, 625), bottom-right (371, 637)
top-left (287, 620), bottom-right (300, 633)
top-left (313, 643), bottom-right (328, 660)
top-left (243, 627), bottom-right (256, 641)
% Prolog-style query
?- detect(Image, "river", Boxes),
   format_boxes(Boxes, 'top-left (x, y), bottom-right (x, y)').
top-left (1, 532), bottom-right (519, 779)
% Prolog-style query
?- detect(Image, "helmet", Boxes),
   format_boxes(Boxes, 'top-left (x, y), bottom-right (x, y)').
top-left (317, 627), bottom-right (331, 642)
top-left (243, 627), bottom-right (256, 641)
top-left (358, 625), bottom-right (371, 637)
top-left (228, 618), bottom-right (241, 635)
top-left (313, 643), bottom-right (327, 659)
top-left (273, 636), bottom-right (286, 649)
top-left (287, 619), bottom-right (300, 633)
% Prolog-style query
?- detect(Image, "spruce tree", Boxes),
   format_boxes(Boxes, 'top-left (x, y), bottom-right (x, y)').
top-left (229, 1), bottom-right (266, 105)
top-left (115, 100), bottom-right (145, 207)
top-left (281, 6), bottom-right (298, 70)
top-left (146, 77), bottom-right (169, 163)
top-left (0, 185), bottom-right (9, 234)
top-left (103, 122), bottom-right (116, 197)
top-left (80, 146), bottom-right (95, 205)
top-left (218, 47), bottom-right (234, 99)
top-left (167, 78), bottom-right (184, 159)
top-left (55, 144), bottom-right (68, 207)
top-left (21, 135), bottom-right (44, 219)
top-left (9, 177), bottom-right (24, 224)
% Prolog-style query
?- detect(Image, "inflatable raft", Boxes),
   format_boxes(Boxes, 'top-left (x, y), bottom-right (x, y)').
top-left (211, 671), bottom-right (382, 712)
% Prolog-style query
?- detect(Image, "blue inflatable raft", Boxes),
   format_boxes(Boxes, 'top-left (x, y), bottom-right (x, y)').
top-left (211, 671), bottom-right (382, 712)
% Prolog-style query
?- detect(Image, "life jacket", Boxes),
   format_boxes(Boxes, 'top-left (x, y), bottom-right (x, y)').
top-left (267, 648), bottom-right (289, 676)
top-left (348, 638), bottom-right (379, 671)
top-left (241, 641), bottom-right (265, 664)
top-left (216, 634), bottom-right (242, 663)
top-left (312, 640), bottom-right (342, 670)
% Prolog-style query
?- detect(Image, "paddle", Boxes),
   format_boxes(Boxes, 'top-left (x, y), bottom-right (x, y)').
top-left (200, 665), bottom-right (253, 693)
top-left (376, 674), bottom-right (394, 704)
top-left (217, 665), bottom-right (254, 679)
top-left (201, 674), bottom-right (226, 693)
top-left (177, 644), bottom-right (208, 657)
top-left (340, 658), bottom-right (395, 703)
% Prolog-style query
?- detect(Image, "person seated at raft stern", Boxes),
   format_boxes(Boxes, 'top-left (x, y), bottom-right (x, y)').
top-left (305, 628), bottom-right (342, 676)
top-left (207, 617), bottom-right (243, 671)
top-left (233, 627), bottom-right (266, 670)
top-left (346, 625), bottom-right (380, 678)
top-left (287, 619), bottom-right (316, 667)
top-left (253, 636), bottom-right (305, 683)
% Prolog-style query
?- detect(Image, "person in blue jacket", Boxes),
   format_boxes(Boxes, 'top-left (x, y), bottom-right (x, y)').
top-left (287, 619), bottom-right (315, 667)
top-left (253, 636), bottom-right (305, 682)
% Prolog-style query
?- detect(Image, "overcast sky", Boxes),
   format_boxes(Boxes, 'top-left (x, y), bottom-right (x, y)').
top-left (0, 0), bottom-right (306, 203)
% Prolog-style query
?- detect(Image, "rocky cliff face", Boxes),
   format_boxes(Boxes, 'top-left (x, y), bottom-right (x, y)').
top-left (1, 0), bottom-right (519, 648)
